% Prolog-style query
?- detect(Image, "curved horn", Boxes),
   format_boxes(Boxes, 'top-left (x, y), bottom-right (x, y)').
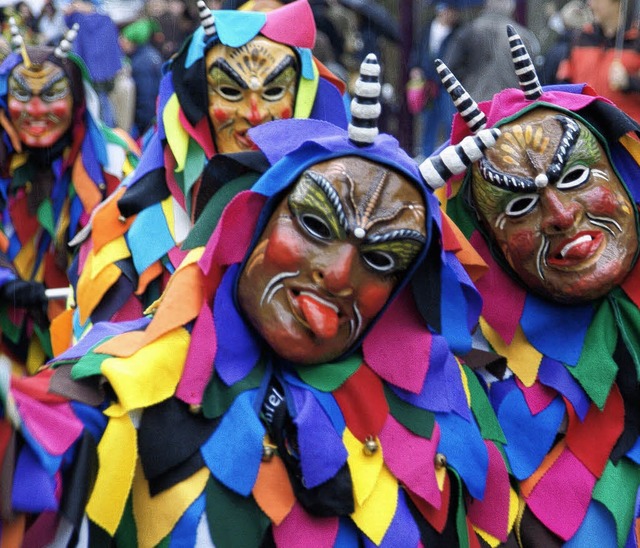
top-left (197, 0), bottom-right (216, 37)
top-left (435, 58), bottom-right (486, 134)
top-left (348, 53), bottom-right (381, 146)
top-left (419, 128), bottom-right (501, 190)
top-left (507, 25), bottom-right (543, 100)
top-left (54, 23), bottom-right (79, 59)
top-left (8, 17), bottom-right (23, 53)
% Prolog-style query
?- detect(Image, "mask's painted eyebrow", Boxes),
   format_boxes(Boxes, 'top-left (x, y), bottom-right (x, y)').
top-left (305, 170), bottom-right (349, 232)
top-left (264, 56), bottom-right (296, 85)
top-left (210, 58), bottom-right (248, 89)
top-left (366, 228), bottom-right (426, 245)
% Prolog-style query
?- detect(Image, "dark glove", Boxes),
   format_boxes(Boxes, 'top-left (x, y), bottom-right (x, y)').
top-left (0, 280), bottom-right (48, 308)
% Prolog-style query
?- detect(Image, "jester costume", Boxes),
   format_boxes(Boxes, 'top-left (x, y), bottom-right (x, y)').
top-left (0, 38), bottom-right (138, 375)
top-left (0, 60), bottom-right (515, 544)
top-left (437, 31), bottom-right (640, 547)
top-left (66, 0), bottom-right (348, 347)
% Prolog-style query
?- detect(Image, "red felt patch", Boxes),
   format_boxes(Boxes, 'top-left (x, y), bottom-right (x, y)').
top-left (333, 364), bottom-right (388, 442)
top-left (565, 384), bottom-right (624, 477)
top-left (408, 473), bottom-right (451, 533)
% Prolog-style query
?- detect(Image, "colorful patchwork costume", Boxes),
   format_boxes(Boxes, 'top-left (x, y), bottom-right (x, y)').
top-left (0, 56), bottom-right (514, 547)
top-left (66, 0), bottom-right (348, 347)
top-left (430, 26), bottom-right (640, 547)
top-left (0, 26), bottom-right (138, 374)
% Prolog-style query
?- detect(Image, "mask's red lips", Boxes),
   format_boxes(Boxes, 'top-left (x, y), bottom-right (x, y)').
top-left (296, 291), bottom-right (340, 339)
top-left (547, 231), bottom-right (604, 267)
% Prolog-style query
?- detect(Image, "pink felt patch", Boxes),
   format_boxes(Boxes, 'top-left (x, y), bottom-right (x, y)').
top-left (111, 294), bottom-right (144, 323)
top-left (198, 191), bottom-right (267, 275)
top-left (467, 441), bottom-right (511, 541)
top-left (262, 0), bottom-right (316, 49)
top-left (363, 287), bottom-right (431, 394)
top-left (517, 378), bottom-right (557, 415)
top-left (471, 232), bottom-right (525, 345)
top-left (179, 109), bottom-right (215, 158)
top-left (13, 393), bottom-right (83, 456)
top-left (380, 415), bottom-right (442, 509)
top-left (526, 448), bottom-right (596, 540)
top-left (165, 148), bottom-right (186, 210)
top-left (168, 245), bottom-right (188, 269)
top-left (176, 302), bottom-right (216, 405)
top-left (272, 502), bottom-right (339, 547)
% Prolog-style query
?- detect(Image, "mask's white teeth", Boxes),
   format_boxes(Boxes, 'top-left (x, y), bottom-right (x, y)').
top-left (298, 290), bottom-right (340, 313)
top-left (560, 234), bottom-right (593, 258)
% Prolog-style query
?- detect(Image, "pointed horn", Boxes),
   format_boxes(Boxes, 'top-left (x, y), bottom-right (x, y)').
top-left (54, 23), bottom-right (79, 59)
top-left (435, 58), bottom-right (486, 133)
top-left (8, 17), bottom-right (23, 53)
top-left (507, 24), bottom-right (543, 100)
top-left (419, 128), bottom-right (501, 189)
top-left (197, 0), bottom-right (216, 37)
top-left (348, 53), bottom-right (381, 146)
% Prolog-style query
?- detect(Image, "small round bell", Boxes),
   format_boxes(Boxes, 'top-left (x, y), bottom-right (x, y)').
top-left (262, 443), bottom-right (277, 462)
top-left (435, 452), bottom-right (447, 469)
top-left (363, 436), bottom-right (379, 456)
top-left (188, 403), bottom-right (202, 414)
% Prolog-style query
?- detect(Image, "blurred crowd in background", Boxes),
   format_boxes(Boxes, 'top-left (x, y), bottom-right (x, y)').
top-left (0, 0), bottom-right (637, 160)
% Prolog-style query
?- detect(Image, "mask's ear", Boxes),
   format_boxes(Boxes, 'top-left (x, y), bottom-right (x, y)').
top-left (192, 151), bottom-right (271, 220)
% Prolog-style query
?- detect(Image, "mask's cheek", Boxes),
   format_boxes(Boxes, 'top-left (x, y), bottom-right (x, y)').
top-left (501, 226), bottom-right (540, 266)
top-left (356, 279), bottom-right (394, 320)
top-left (263, 221), bottom-right (306, 272)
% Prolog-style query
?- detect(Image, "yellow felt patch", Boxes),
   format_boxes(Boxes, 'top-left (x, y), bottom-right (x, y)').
top-left (163, 94), bottom-right (189, 172)
top-left (344, 428), bottom-right (383, 507)
top-left (458, 359), bottom-right (472, 407)
top-left (350, 462), bottom-right (398, 545)
top-left (293, 61), bottom-right (319, 120)
top-left (76, 261), bottom-right (122, 325)
top-left (133, 462), bottom-right (209, 548)
top-left (101, 327), bottom-right (190, 414)
top-left (14, 237), bottom-right (37, 280)
top-left (480, 318), bottom-right (542, 387)
top-left (26, 336), bottom-right (44, 375)
top-left (90, 236), bottom-right (131, 279)
top-left (86, 414), bottom-right (137, 535)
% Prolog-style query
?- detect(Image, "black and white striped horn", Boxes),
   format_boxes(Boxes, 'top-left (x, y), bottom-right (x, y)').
top-left (348, 53), bottom-right (381, 146)
top-left (8, 17), bottom-right (23, 53)
top-left (197, 0), bottom-right (216, 37)
top-left (54, 23), bottom-right (79, 59)
top-left (435, 59), bottom-right (486, 133)
top-left (419, 128), bottom-right (501, 190)
top-left (507, 25), bottom-right (543, 100)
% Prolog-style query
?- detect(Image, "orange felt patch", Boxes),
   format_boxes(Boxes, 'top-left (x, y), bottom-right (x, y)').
top-left (253, 455), bottom-right (296, 526)
top-left (95, 262), bottom-right (203, 358)
top-left (72, 156), bottom-right (102, 213)
top-left (92, 187), bottom-right (134, 253)
top-left (135, 261), bottom-right (163, 296)
top-left (50, 308), bottom-right (74, 357)
top-left (441, 212), bottom-right (487, 282)
top-left (0, 513), bottom-right (25, 548)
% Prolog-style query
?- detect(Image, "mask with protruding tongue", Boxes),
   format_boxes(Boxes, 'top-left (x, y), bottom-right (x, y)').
top-left (297, 293), bottom-right (339, 339)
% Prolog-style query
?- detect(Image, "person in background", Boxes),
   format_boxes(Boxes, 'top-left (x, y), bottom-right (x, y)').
top-left (63, 0), bottom-right (349, 349)
top-left (541, 0), bottom-right (592, 85)
top-left (0, 25), bottom-right (139, 376)
top-left (119, 18), bottom-right (163, 139)
top-left (442, 0), bottom-right (541, 102)
top-left (408, 2), bottom-right (461, 159)
top-left (557, 0), bottom-right (640, 123)
top-left (63, 0), bottom-right (123, 126)
top-left (36, 0), bottom-right (67, 45)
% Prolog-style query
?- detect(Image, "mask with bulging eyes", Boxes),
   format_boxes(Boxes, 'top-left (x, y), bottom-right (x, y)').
top-left (206, 36), bottom-right (298, 153)
top-left (237, 156), bottom-right (427, 364)
top-left (471, 107), bottom-right (639, 303)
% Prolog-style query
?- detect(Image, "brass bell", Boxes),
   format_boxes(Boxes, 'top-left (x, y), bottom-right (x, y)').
top-left (363, 436), bottom-right (378, 456)
top-left (435, 452), bottom-right (447, 469)
top-left (188, 403), bottom-right (202, 414)
top-left (262, 443), bottom-right (277, 462)
top-left (118, 215), bottom-right (126, 223)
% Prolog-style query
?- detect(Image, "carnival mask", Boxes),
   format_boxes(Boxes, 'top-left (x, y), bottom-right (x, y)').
top-left (237, 156), bottom-right (427, 364)
top-left (471, 108), bottom-right (638, 302)
top-left (8, 60), bottom-right (73, 148)
top-left (206, 36), bottom-right (298, 153)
